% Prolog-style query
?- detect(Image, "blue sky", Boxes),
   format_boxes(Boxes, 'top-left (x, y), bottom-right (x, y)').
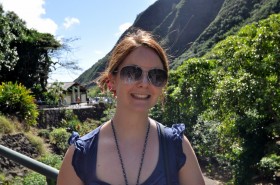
top-left (0, 0), bottom-right (157, 82)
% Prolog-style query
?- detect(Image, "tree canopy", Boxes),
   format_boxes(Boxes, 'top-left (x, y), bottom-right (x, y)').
top-left (157, 13), bottom-right (280, 184)
top-left (0, 5), bottom-right (80, 95)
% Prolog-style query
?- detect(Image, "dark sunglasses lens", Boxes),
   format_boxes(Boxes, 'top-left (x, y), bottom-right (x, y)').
top-left (120, 66), bottom-right (142, 83)
top-left (148, 69), bottom-right (167, 87)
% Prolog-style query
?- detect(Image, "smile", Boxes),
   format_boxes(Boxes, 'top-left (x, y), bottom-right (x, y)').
top-left (131, 93), bottom-right (151, 99)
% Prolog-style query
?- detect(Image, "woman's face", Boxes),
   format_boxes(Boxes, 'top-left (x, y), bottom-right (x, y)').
top-left (110, 46), bottom-right (166, 113)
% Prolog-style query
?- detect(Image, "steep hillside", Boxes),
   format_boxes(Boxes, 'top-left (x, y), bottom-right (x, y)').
top-left (151, 0), bottom-right (224, 58)
top-left (75, 0), bottom-right (280, 86)
top-left (175, 0), bottom-right (280, 67)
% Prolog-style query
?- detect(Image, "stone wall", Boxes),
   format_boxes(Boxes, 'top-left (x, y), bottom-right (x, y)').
top-left (37, 103), bottom-right (106, 128)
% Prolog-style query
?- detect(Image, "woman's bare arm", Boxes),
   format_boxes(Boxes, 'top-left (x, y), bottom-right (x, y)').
top-left (178, 136), bottom-right (205, 185)
top-left (56, 145), bottom-right (84, 185)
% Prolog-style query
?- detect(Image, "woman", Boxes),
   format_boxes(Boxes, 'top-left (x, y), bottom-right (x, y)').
top-left (57, 29), bottom-right (205, 185)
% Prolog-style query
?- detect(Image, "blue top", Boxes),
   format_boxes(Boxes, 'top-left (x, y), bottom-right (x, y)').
top-left (68, 123), bottom-right (186, 185)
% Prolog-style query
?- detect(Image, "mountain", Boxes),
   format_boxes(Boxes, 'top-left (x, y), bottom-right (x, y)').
top-left (75, 0), bottom-right (280, 86)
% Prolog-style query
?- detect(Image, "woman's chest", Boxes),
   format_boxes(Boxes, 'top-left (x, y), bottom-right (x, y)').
top-left (94, 132), bottom-right (160, 185)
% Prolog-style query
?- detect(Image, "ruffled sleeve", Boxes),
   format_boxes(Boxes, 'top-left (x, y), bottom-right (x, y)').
top-left (171, 123), bottom-right (187, 170)
top-left (68, 131), bottom-right (86, 157)
top-left (67, 128), bottom-right (100, 183)
top-left (68, 131), bottom-right (80, 145)
top-left (66, 131), bottom-right (86, 182)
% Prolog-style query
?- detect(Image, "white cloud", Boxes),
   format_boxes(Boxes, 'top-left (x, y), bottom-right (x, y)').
top-left (0, 0), bottom-right (57, 34)
top-left (115, 22), bottom-right (132, 36)
top-left (63, 17), bottom-right (80, 29)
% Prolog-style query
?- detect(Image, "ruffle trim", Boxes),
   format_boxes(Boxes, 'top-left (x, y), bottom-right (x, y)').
top-left (68, 131), bottom-right (86, 154)
top-left (170, 123), bottom-right (186, 170)
top-left (68, 131), bottom-right (80, 145)
top-left (171, 123), bottom-right (185, 139)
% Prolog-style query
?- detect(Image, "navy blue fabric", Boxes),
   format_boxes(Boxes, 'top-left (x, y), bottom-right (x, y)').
top-left (69, 123), bottom-right (186, 185)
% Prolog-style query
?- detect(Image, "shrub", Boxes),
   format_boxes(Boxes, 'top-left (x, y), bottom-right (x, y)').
top-left (39, 153), bottom-right (63, 169)
top-left (61, 118), bottom-right (81, 132)
top-left (10, 176), bottom-right (24, 185)
top-left (0, 82), bottom-right (39, 128)
top-left (25, 132), bottom-right (46, 155)
top-left (38, 129), bottom-right (50, 139)
top-left (60, 109), bottom-right (81, 131)
top-left (0, 115), bottom-right (15, 134)
top-left (42, 82), bottom-right (64, 107)
top-left (23, 172), bottom-right (45, 185)
top-left (258, 154), bottom-right (280, 181)
top-left (63, 109), bottom-right (78, 121)
top-left (49, 128), bottom-right (71, 154)
top-left (78, 118), bottom-right (101, 136)
top-left (100, 105), bottom-right (115, 123)
top-left (60, 110), bottom-right (101, 136)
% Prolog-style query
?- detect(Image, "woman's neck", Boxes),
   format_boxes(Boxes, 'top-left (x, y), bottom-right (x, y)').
top-left (111, 108), bottom-right (150, 139)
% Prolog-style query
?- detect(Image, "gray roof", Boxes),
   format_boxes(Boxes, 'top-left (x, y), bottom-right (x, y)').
top-left (61, 82), bottom-right (76, 90)
top-left (47, 82), bottom-right (86, 91)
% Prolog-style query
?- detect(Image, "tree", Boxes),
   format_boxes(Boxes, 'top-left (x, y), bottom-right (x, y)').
top-left (0, 7), bottom-right (60, 91)
top-left (206, 13), bottom-right (280, 184)
top-left (159, 13), bottom-right (280, 184)
top-left (0, 5), bottom-right (19, 72)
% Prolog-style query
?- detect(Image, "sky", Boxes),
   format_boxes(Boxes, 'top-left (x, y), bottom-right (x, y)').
top-left (0, 0), bottom-right (157, 82)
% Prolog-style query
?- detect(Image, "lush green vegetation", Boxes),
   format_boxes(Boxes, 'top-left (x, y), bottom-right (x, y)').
top-left (0, 109), bottom-right (103, 184)
top-left (0, 3), bottom-right (103, 185)
top-left (0, 82), bottom-right (39, 128)
top-left (0, 5), bottom-right (60, 93)
top-left (1, 1), bottom-right (280, 184)
top-left (0, 5), bottom-right (81, 100)
top-left (8, 152), bottom-right (62, 185)
top-left (43, 81), bottom-right (65, 106)
top-left (151, 14), bottom-right (280, 184)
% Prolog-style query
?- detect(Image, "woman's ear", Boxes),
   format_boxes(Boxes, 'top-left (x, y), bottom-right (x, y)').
top-left (107, 74), bottom-right (117, 96)
top-left (108, 74), bottom-right (116, 89)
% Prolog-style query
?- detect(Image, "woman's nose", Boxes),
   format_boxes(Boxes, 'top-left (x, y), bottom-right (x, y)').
top-left (137, 72), bottom-right (150, 87)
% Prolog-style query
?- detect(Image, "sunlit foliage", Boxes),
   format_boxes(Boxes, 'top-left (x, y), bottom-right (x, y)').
top-left (155, 14), bottom-right (280, 184)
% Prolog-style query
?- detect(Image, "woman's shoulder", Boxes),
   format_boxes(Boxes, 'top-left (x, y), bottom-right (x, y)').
top-left (67, 126), bottom-right (103, 182)
top-left (157, 121), bottom-right (187, 171)
top-left (68, 125), bottom-right (102, 152)
top-left (158, 122), bottom-right (185, 139)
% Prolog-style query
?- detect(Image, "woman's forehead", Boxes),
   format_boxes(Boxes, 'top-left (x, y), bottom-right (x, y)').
top-left (120, 47), bottom-right (164, 69)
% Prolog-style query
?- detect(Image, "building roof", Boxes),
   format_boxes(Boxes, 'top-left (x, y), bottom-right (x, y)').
top-left (61, 82), bottom-right (76, 91)
top-left (48, 82), bottom-right (87, 91)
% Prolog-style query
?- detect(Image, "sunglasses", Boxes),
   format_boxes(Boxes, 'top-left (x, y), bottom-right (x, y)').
top-left (114, 65), bottom-right (168, 87)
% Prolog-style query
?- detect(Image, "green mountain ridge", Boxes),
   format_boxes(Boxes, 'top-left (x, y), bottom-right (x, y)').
top-left (75, 0), bottom-right (280, 87)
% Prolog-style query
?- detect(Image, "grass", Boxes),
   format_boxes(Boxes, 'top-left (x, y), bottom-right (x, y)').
top-left (25, 131), bottom-right (47, 156)
top-left (0, 115), bottom-right (15, 134)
